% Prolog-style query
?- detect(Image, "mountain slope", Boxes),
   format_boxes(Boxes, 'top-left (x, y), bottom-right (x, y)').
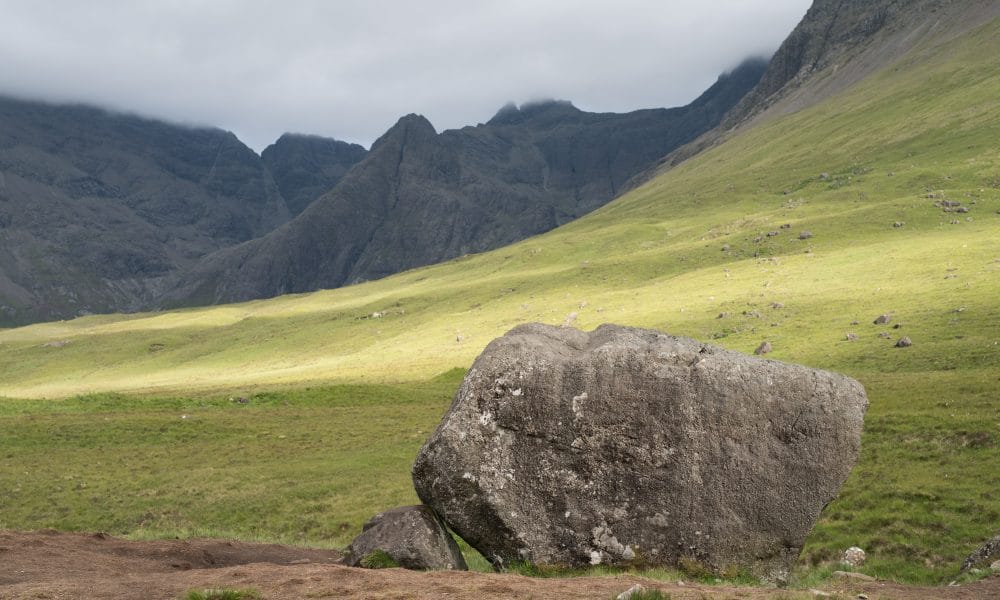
top-left (166, 59), bottom-right (768, 305)
top-left (6, 12), bottom-right (995, 393)
top-left (656, 0), bottom-right (1000, 171)
top-left (0, 98), bottom-right (292, 325)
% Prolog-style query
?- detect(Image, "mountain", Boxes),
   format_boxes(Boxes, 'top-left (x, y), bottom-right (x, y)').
top-left (261, 134), bottom-right (367, 217)
top-left (655, 0), bottom-right (1000, 171)
top-left (0, 97), bottom-right (291, 325)
top-left (725, 0), bottom-right (1000, 127)
top-left (166, 58), bottom-right (768, 305)
top-left (0, 59), bottom-right (765, 324)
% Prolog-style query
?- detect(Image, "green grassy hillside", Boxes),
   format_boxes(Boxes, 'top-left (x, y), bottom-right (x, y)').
top-left (0, 19), bottom-right (997, 585)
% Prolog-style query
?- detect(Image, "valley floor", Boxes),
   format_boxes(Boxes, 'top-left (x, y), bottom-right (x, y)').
top-left (0, 531), bottom-right (996, 600)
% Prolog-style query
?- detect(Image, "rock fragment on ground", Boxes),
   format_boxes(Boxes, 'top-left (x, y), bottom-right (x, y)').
top-left (413, 323), bottom-right (868, 581)
top-left (616, 584), bottom-right (647, 600)
top-left (344, 505), bottom-right (467, 571)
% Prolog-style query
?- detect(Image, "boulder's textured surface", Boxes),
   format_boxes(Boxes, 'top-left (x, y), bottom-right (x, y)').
top-left (344, 505), bottom-right (467, 571)
top-left (413, 323), bottom-right (868, 579)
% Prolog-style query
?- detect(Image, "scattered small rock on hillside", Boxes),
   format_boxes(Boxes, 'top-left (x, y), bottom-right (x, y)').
top-left (842, 546), bottom-right (867, 567)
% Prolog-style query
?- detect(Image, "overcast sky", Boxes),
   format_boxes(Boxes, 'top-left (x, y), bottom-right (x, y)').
top-left (0, 1), bottom-right (812, 152)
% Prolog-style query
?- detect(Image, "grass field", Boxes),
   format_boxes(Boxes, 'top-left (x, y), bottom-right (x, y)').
top-left (0, 18), bottom-right (997, 585)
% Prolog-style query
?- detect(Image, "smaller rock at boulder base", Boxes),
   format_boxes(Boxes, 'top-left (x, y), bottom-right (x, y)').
top-left (344, 505), bottom-right (467, 571)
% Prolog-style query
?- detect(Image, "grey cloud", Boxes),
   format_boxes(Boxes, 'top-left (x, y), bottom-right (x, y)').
top-left (0, 0), bottom-right (812, 151)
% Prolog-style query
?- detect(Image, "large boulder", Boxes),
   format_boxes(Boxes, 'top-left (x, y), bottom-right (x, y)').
top-left (412, 323), bottom-right (868, 580)
top-left (344, 505), bottom-right (467, 570)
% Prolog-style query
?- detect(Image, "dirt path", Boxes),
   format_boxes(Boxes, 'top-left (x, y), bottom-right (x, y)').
top-left (1, 530), bottom-right (996, 599)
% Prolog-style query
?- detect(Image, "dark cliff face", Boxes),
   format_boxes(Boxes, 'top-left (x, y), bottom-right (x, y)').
top-left (261, 134), bottom-right (367, 217)
top-left (167, 58), bottom-right (768, 306)
top-left (0, 97), bottom-right (290, 325)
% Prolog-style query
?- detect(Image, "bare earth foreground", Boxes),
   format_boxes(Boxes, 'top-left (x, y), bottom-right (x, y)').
top-left (2, 532), bottom-right (998, 599)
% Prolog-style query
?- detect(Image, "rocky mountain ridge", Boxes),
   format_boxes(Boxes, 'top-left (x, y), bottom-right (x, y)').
top-left (165, 58), bottom-right (768, 306)
top-left (0, 57), bottom-right (767, 324)
top-left (651, 0), bottom-right (1000, 172)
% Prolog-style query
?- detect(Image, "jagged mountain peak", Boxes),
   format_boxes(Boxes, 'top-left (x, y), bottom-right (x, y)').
top-left (487, 99), bottom-right (580, 126)
top-left (370, 113), bottom-right (438, 152)
top-left (260, 132), bottom-right (368, 218)
top-left (266, 132), bottom-right (366, 152)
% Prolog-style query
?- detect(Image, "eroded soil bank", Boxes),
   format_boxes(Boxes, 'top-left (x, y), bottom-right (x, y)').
top-left (1, 531), bottom-right (996, 599)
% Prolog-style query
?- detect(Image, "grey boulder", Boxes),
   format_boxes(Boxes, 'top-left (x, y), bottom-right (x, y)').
top-left (344, 505), bottom-right (467, 570)
top-left (412, 323), bottom-right (868, 580)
